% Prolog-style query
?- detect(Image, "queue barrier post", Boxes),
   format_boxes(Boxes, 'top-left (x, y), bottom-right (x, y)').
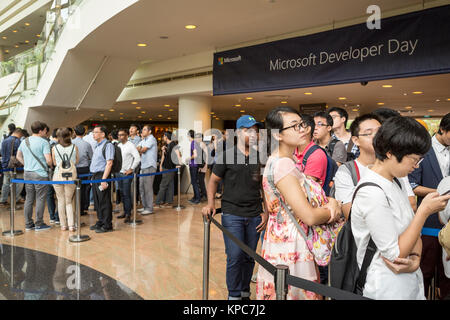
top-left (128, 172), bottom-right (142, 227)
top-left (275, 264), bottom-right (289, 300)
top-left (174, 166), bottom-right (185, 212)
top-left (202, 215), bottom-right (211, 300)
top-left (69, 179), bottom-right (90, 243)
top-left (111, 173), bottom-right (120, 213)
top-left (2, 168), bottom-right (23, 237)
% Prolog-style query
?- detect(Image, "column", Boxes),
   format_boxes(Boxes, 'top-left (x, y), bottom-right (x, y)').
top-left (177, 96), bottom-right (212, 196)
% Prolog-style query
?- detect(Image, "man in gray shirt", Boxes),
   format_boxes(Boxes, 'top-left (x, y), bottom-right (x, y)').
top-left (72, 125), bottom-right (93, 215)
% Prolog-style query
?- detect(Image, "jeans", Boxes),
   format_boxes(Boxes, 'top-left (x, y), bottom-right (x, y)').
top-left (47, 185), bottom-right (59, 221)
top-left (0, 171), bottom-right (24, 203)
top-left (155, 168), bottom-right (175, 205)
top-left (140, 167), bottom-right (156, 212)
top-left (221, 213), bottom-right (262, 298)
top-left (117, 173), bottom-right (133, 216)
top-left (24, 171), bottom-right (49, 228)
top-left (189, 166), bottom-right (201, 202)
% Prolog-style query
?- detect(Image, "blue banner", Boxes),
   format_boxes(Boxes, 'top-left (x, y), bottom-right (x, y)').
top-left (213, 5), bottom-right (450, 95)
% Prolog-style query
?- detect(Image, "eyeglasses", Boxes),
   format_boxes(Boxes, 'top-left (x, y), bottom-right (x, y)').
top-left (406, 155), bottom-right (424, 166)
top-left (315, 122), bottom-right (328, 128)
top-left (280, 121), bottom-right (307, 132)
top-left (358, 130), bottom-right (379, 137)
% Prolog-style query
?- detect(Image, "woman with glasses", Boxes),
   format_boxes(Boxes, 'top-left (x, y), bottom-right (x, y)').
top-left (351, 116), bottom-right (450, 300)
top-left (256, 106), bottom-right (342, 300)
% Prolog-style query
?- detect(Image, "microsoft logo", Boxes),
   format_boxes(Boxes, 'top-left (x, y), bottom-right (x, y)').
top-left (217, 55), bottom-right (242, 66)
top-left (218, 57), bottom-right (224, 65)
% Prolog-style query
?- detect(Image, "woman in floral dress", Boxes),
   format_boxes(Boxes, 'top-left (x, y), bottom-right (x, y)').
top-left (256, 106), bottom-right (342, 300)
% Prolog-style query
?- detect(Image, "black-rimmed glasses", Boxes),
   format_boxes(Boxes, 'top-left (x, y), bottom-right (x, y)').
top-left (280, 121), bottom-right (307, 132)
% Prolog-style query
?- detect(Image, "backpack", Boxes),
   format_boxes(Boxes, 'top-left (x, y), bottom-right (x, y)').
top-left (329, 178), bottom-right (402, 295)
top-left (302, 144), bottom-right (339, 196)
top-left (102, 141), bottom-right (122, 174)
top-left (346, 139), bottom-right (357, 162)
top-left (53, 144), bottom-right (77, 181)
top-left (7, 137), bottom-right (22, 168)
top-left (266, 157), bottom-right (345, 266)
top-left (329, 160), bottom-right (361, 198)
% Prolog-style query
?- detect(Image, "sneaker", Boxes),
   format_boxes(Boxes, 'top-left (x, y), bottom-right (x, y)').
top-left (25, 224), bottom-right (35, 231)
top-left (55, 220), bottom-right (60, 225)
top-left (90, 224), bottom-right (102, 231)
top-left (137, 208), bottom-right (144, 212)
top-left (141, 210), bottom-right (154, 215)
top-left (188, 199), bottom-right (200, 205)
top-left (49, 220), bottom-right (55, 225)
top-left (35, 224), bottom-right (51, 231)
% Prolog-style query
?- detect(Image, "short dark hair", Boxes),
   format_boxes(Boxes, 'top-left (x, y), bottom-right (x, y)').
top-left (143, 125), bottom-right (154, 133)
top-left (8, 123), bottom-right (16, 133)
top-left (299, 113), bottom-right (315, 139)
top-left (265, 106), bottom-right (300, 155)
top-left (327, 107), bottom-right (348, 127)
top-left (188, 130), bottom-right (195, 138)
top-left (118, 128), bottom-right (128, 135)
top-left (111, 129), bottom-right (119, 140)
top-left (74, 125), bottom-right (86, 136)
top-left (13, 128), bottom-right (23, 135)
top-left (350, 113), bottom-right (382, 137)
top-left (95, 125), bottom-right (108, 137)
top-left (373, 116), bottom-right (431, 162)
top-left (130, 124), bottom-right (140, 131)
top-left (438, 113), bottom-right (450, 135)
top-left (372, 108), bottom-right (401, 123)
top-left (30, 121), bottom-right (47, 134)
top-left (164, 131), bottom-right (172, 140)
top-left (52, 128), bottom-right (58, 138)
top-left (313, 111), bottom-right (333, 127)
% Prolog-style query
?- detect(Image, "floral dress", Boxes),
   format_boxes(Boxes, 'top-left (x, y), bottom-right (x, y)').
top-left (256, 156), bottom-right (322, 300)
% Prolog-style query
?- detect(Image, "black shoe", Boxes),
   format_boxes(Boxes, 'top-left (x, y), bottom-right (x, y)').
top-left (117, 214), bottom-right (126, 219)
top-left (124, 216), bottom-right (131, 224)
top-left (95, 226), bottom-right (113, 233)
top-left (80, 211), bottom-right (88, 216)
top-left (90, 224), bottom-right (101, 231)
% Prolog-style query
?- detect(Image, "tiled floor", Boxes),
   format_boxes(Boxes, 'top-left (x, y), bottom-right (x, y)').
top-left (0, 195), bottom-right (261, 300)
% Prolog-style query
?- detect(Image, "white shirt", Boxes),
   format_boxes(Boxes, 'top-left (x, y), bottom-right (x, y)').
top-left (118, 141), bottom-right (140, 173)
top-left (432, 135), bottom-right (450, 178)
top-left (352, 169), bottom-right (425, 300)
top-left (334, 160), bottom-right (414, 205)
top-left (83, 132), bottom-right (97, 152)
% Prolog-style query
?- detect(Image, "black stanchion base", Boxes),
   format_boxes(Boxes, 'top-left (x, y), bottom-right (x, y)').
top-left (69, 235), bottom-right (90, 243)
top-left (2, 230), bottom-right (23, 237)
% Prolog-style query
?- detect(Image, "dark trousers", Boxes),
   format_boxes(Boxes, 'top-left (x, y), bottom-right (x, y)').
top-left (189, 166), bottom-right (201, 201)
top-left (221, 213), bottom-right (262, 298)
top-left (76, 166), bottom-right (91, 212)
top-left (155, 168), bottom-right (175, 205)
top-left (47, 185), bottom-right (58, 221)
top-left (198, 171), bottom-right (207, 199)
top-left (92, 172), bottom-right (113, 229)
top-left (421, 235), bottom-right (450, 299)
top-left (117, 173), bottom-right (132, 216)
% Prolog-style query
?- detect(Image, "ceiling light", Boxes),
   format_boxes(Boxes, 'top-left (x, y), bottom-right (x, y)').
top-left (164, 104), bottom-right (170, 107)
top-left (141, 111), bottom-right (146, 114)
top-left (382, 85), bottom-right (392, 88)
top-left (167, 117), bottom-right (172, 120)
top-left (210, 112), bottom-right (215, 115)
top-left (304, 92), bottom-right (313, 95)
top-left (428, 109), bottom-right (434, 112)
top-left (137, 43), bottom-right (147, 47)
top-left (240, 110), bottom-right (245, 113)
top-left (138, 115), bottom-right (142, 118)
top-left (14, 45), bottom-right (19, 48)
top-left (158, 115), bottom-right (162, 117)
top-left (245, 97), bottom-right (253, 100)
top-left (100, 114), bottom-right (104, 116)
top-left (2, 36), bottom-right (7, 40)
top-left (136, 106), bottom-right (142, 110)
top-left (149, 118), bottom-right (153, 120)
top-left (120, 113), bottom-right (124, 115)
top-left (185, 25), bottom-right (197, 29)
top-left (352, 109), bottom-right (359, 112)
top-left (377, 102), bottom-right (385, 105)
top-left (234, 104), bottom-right (241, 107)
top-left (13, 30), bottom-right (17, 33)
top-left (109, 109), bottom-right (115, 112)
top-left (131, 102), bottom-right (138, 104)
top-left (36, 34), bottom-right (41, 37)
top-left (436, 99), bottom-right (440, 102)
top-left (412, 91), bottom-right (423, 94)
top-left (280, 101), bottom-right (287, 104)
top-left (25, 23), bottom-right (30, 26)
top-left (216, 117), bottom-right (220, 120)
top-left (405, 106), bottom-right (413, 109)
top-left (25, 40), bottom-right (30, 43)
top-left (169, 109), bottom-right (174, 112)
top-left (338, 97), bottom-right (346, 100)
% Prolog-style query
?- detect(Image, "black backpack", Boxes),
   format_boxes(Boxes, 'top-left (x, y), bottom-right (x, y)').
top-left (329, 178), bottom-right (402, 295)
top-left (102, 141), bottom-right (122, 174)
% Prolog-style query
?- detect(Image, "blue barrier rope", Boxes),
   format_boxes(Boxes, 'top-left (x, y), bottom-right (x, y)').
top-left (11, 179), bottom-right (75, 185)
top-left (137, 168), bottom-right (178, 177)
top-left (421, 227), bottom-right (440, 238)
top-left (0, 168), bottom-right (24, 173)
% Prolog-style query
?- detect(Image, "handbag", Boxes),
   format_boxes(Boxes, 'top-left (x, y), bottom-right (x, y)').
top-left (7, 137), bottom-right (23, 168)
top-left (266, 157), bottom-right (344, 266)
top-left (439, 221), bottom-right (450, 257)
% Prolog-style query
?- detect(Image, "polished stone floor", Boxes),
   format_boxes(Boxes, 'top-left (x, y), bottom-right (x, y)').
top-left (0, 195), bottom-right (261, 300)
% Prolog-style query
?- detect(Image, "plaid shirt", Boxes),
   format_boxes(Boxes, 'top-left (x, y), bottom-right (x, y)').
top-left (331, 133), bottom-right (360, 159)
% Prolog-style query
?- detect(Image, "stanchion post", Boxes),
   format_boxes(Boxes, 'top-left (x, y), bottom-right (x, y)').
top-left (3, 168), bottom-right (23, 237)
top-left (174, 166), bottom-right (185, 211)
top-left (275, 264), bottom-right (289, 300)
top-left (69, 179), bottom-right (90, 243)
top-left (202, 215), bottom-right (211, 300)
top-left (431, 266), bottom-right (437, 300)
top-left (128, 172), bottom-right (142, 226)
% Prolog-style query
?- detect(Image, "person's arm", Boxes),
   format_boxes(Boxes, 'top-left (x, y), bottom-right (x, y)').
top-left (75, 146), bottom-right (79, 165)
top-left (413, 186), bottom-right (437, 197)
top-left (202, 172), bottom-right (221, 220)
top-left (160, 149), bottom-right (165, 172)
top-left (333, 165), bottom-right (355, 219)
top-left (16, 150), bottom-right (24, 165)
top-left (52, 147), bottom-right (57, 166)
top-left (127, 145), bottom-right (141, 174)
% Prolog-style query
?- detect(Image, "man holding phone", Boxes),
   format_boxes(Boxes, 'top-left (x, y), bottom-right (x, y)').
top-left (409, 112), bottom-right (450, 299)
top-left (89, 125), bottom-right (115, 233)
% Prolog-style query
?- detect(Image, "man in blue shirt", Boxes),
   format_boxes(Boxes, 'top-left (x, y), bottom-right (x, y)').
top-left (72, 125), bottom-right (93, 215)
top-left (137, 125), bottom-right (157, 215)
top-left (89, 125), bottom-right (115, 233)
top-left (16, 121), bottom-right (53, 231)
top-left (0, 128), bottom-right (24, 207)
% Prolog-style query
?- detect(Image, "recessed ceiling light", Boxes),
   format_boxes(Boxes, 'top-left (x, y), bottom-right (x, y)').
top-left (234, 104), bottom-right (241, 107)
top-left (138, 115), bottom-right (142, 118)
top-left (304, 92), bottom-right (313, 95)
top-left (100, 114), bottom-right (104, 116)
top-left (338, 97), bottom-right (346, 100)
top-left (352, 109), bottom-right (359, 112)
top-left (25, 23), bottom-right (30, 26)
top-left (25, 40), bottom-right (29, 43)
top-left (36, 34), bottom-right (41, 37)
top-left (14, 45), bottom-right (19, 48)
top-left (2, 36), bottom-right (7, 40)
top-left (405, 106), bottom-right (413, 109)
top-left (149, 118), bottom-right (153, 120)
top-left (436, 99), bottom-right (440, 102)
top-left (245, 97), bottom-right (253, 100)
top-left (136, 106), bottom-right (142, 110)
top-left (240, 110), bottom-right (245, 113)
top-left (185, 25), bottom-right (197, 29)
top-left (109, 109), bottom-right (115, 112)
top-left (169, 109), bottom-right (174, 112)
top-left (428, 109), bottom-right (434, 112)
top-left (120, 113), bottom-right (124, 115)
top-left (158, 114), bottom-right (163, 117)
top-left (382, 85), bottom-right (392, 88)
top-left (137, 43), bottom-right (148, 47)
top-left (280, 101), bottom-right (287, 104)
top-left (141, 111), bottom-right (146, 114)
top-left (412, 91), bottom-right (423, 94)
top-left (164, 104), bottom-right (170, 107)
top-left (377, 102), bottom-right (385, 105)
top-left (12, 30), bottom-right (17, 33)
top-left (167, 117), bottom-right (172, 120)
top-left (131, 102), bottom-right (138, 104)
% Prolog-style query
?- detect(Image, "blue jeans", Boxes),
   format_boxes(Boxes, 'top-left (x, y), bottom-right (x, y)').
top-left (117, 173), bottom-right (133, 216)
top-left (47, 185), bottom-right (59, 221)
top-left (221, 213), bottom-right (262, 298)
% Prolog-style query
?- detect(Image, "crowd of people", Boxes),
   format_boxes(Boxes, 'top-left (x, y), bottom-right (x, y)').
top-left (0, 122), bottom-right (181, 233)
top-left (202, 108), bottom-right (450, 301)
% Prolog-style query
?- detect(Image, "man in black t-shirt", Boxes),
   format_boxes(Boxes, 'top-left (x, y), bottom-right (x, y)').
top-left (202, 115), bottom-right (268, 300)
top-left (155, 131), bottom-right (182, 207)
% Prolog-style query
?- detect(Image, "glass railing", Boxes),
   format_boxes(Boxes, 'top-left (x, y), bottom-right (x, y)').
top-left (0, 0), bottom-right (84, 112)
